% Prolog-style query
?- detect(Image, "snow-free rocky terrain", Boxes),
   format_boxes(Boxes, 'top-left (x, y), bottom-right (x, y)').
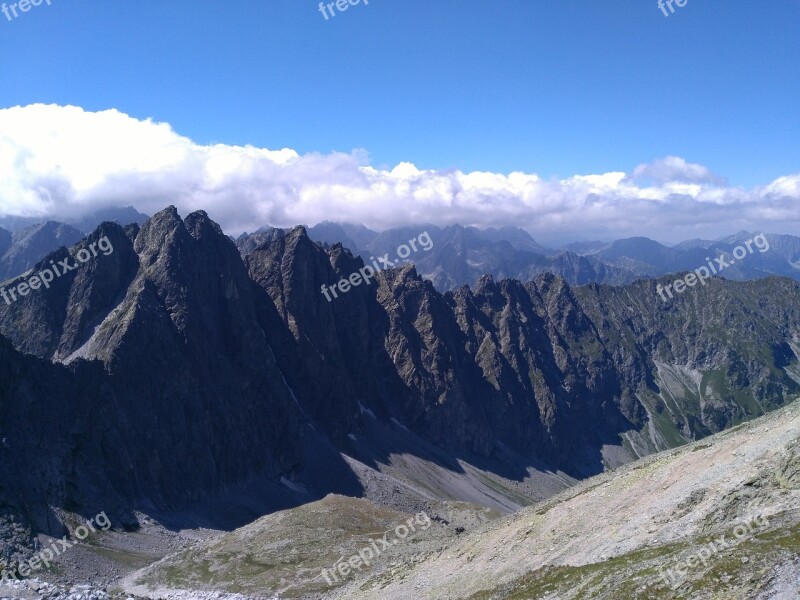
top-left (2, 208), bottom-right (800, 598)
top-left (5, 394), bottom-right (786, 600)
top-left (130, 398), bottom-right (800, 598)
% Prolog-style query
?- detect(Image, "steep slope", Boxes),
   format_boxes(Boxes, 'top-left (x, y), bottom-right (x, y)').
top-left (0, 227), bottom-right (10, 258)
top-left (242, 226), bottom-right (800, 477)
top-left (0, 222), bottom-right (140, 359)
top-left (0, 333), bottom-right (114, 541)
top-left (117, 398), bottom-right (800, 599)
top-left (0, 208), bottom-right (316, 533)
top-left (243, 228), bottom-right (636, 475)
top-left (345, 398), bottom-right (800, 599)
top-left (574, 276), bottom-right (800, 456)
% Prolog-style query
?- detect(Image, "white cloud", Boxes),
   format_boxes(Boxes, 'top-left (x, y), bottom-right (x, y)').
top-left (629, 155), bottom-right (727, 186)
top-left (0, 104), bottom-right (798, 243)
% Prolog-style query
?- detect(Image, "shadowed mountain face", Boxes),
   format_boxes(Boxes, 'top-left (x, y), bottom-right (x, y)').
top-left (0, 210), bottom-right (311, 538)
top-left (240, 224), bottom-right (800, 473)
top-left (122, 400), bottom-right (800, 599)
top-left (1, 208), bottom-right (800, 552)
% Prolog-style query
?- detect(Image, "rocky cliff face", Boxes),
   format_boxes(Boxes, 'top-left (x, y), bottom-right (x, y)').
top-left (0, 209), bottom-right (307, 539)
top-left (1, 207), bottom-right (799, 548)
top-left (241, 225), bottom-right (800, 473)
top-left (574, 277), bottom-right (800, 444)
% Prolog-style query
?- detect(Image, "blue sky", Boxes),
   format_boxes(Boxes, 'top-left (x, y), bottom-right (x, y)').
top-left (1, 0), bottom-right (798, 186)
top-left (0, 1), bottom-right (798, 241)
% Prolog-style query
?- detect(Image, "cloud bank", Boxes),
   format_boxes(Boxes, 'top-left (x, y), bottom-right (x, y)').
top-left (1, 104), bottom-right (798, 243)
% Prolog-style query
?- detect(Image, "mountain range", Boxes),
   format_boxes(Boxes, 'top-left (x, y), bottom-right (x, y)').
top-left (0, 206), bottom-right (148, 236)
top-left (0, 208), bottom-right (799, 597)
top-left (0, 221), bottom-right (85, 282)
top-left (4, 213), bottom-right (798, 293)
top-left (239, 222), bottom-right (800, 291)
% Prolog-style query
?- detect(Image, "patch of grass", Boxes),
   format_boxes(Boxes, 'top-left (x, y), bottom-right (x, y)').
top-left (691, 443), bottom-right (712, 452)
top-left (85, 544), bottom-right (156, 569)
top-left (467, 541), bottom-right (685, 599)
top-left (467, 520), bottom-right (800, 600)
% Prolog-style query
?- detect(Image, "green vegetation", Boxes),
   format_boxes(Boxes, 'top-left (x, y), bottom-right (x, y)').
top-left (466, 519), bottom-right (800, 600)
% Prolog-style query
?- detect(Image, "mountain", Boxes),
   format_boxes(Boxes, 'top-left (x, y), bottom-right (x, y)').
top-left (304, 224), bottom-right (634, 291)
top-left (472, 226), bottom-right (548, 252)
top-left (307, 221), bottom-right (368, 255)
top-left (2, 208), bottom-right (800, 597)
top-left (0, 227), bottom-right (10, 259)
top-left (561, 240), bottom-right (608, 254)
top-left (672, 237), bottom-right (716, 250)
top-left (236, 221), bottom-right (800, 474)
top-left (0, 221), bottom-right (85, 282)
top-left (240, 224), bottom-right (800, 292)
top-left (247, 223), bottom-right (578, 292)
top-left (69, 206), bottom-right (149, 233)
top-left (304, 222), bottom-right (548, 255)
top-left (0, 213), bottom-right (314, 538)
top-left (0, 206), bottom-right (148, 235)
top-left (119, 398), bottom-right (800, 598)
top-left (593, 236), bottom-right (706, 276)
top-left (596, 233), bottom-right (800, 283)
top-left (357, 400), bottom-right (800, 599)
top-left (308, 221), bottom-right (380, 252)
top-left (6, 213), bottom-right (800, 497)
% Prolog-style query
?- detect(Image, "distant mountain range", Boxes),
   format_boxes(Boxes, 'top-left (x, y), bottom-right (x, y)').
top-left (0, 206), bottom-right (148, 235)
top-left (0, 207), bottom-right (148, 283)
top-left (0, 221), bottom-right (85, 282)
top-left (238, 222), bottom-right (800, 290)
top-left (3, 212), bottom-right (798, 291)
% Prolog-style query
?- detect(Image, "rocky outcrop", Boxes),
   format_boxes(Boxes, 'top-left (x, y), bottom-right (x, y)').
top-left (0, 209), bottom-right (308, 537)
